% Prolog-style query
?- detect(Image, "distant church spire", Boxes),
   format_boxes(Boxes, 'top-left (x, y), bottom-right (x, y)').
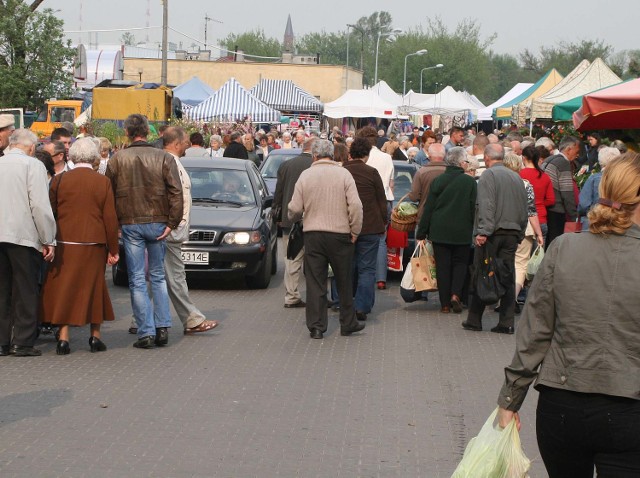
top-left (283, 14), bottom-right (294, 52)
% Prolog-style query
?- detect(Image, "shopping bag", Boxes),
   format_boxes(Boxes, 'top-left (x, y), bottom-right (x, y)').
top-left (451, 407), bottom-right (531, 478)
top-left (411, 242), bottom-right (438, 292)
top-left (470, 245), bottom-right (510, 304)
top-left (400, 250), bottom-right (421, 303)
top-left (387, 247), bottom-right (404, 272)
top-left (525, 245), bottom-right (544, 282)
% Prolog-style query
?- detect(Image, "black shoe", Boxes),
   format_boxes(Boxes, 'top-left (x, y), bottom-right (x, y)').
top-left (309, 329), bottom-right (323, 339)
top-left (133, 336), bottom-right (156, 349)
top-left (0, 345), bottom-right (10, 356)
top-left (10, 345), bottom-right (42, 356)
top-left (284, 300), bottom-right (306, 308)
top-left (56, 340), bottom-right (70, 355)
top-left (491, 325), bottom-right (515, 335)
top-left (89, 336), bottom-right (107, 353)
top-left (451, 296), bottom-right (463, 314)
top-left (128, 326), bottom-right (138, 335)
top-left (356, 311), bottom-right (367, 321)
top-left (341, 322), bottom-right (365, 336)
top-left (155, 328), bottom-right (169, 346)
top-left (40, 324), bottom-right (55, 336)
top-left (461, 321), bottom-right (482, 332)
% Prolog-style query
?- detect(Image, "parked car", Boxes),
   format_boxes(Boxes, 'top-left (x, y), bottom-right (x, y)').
top-left (258, 148), bottom-right (302, 194)
top-left (112, 158), bottom-right (278, 289)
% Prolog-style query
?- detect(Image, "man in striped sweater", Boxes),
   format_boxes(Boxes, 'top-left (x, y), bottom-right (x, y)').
top-left (542, 136), bottom-right (581, 247)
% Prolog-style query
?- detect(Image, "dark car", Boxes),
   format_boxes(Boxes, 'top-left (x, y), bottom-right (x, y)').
top-left (258, 148), bottom-right (302, 194)
top-left (112, 158), bottom-right (278, 289)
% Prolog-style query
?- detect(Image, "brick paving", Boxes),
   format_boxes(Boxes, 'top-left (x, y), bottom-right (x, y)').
top-left (0, 243), bottom-right (547, 477)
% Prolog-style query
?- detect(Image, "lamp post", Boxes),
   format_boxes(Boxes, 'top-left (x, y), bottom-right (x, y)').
top-left (420, 64), bottom-right (444, 94)
top-left (374, 28), bottom-right (402, 85)
top-left (345, 25), bottom-right (352, 92)
top-left (347, 24), bottom-right (366, 71)
top-left (403, 49), bottom-right (428, 98)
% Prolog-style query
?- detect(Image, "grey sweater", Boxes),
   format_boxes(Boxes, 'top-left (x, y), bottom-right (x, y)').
top-left (288, 159), bottom-right (363, 236)
top-left (475, 162), bottom-right (528, 239)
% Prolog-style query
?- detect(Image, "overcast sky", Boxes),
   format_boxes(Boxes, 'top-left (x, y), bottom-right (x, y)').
top-left (46, 0), bottom-right (636, 58)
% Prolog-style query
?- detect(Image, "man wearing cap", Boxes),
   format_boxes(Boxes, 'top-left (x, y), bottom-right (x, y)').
top-left (0, 114), bottom-right (15, 156)
top-left (0, 129), bottom-right (56, 356)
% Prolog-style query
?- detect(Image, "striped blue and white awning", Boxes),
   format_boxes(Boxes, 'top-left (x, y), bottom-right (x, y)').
top-left (250, 79), bottom-right (323, 113)
top-left (189, 78), bottom-right (281, 123)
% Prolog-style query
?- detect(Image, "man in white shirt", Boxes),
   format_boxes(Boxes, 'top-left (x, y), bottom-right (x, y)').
top-left (356, 126), bottom-right (394, 290)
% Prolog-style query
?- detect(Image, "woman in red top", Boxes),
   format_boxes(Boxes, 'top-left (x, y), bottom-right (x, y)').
top-left (520, 145), bottom-right (555, 243)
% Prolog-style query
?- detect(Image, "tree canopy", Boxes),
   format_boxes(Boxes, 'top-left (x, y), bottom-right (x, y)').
top-left (0, 0), bottom-right (75, 110)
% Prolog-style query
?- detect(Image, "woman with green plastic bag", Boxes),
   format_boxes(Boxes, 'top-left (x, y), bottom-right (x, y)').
top-left (496, 152), bottom-right (640, 477)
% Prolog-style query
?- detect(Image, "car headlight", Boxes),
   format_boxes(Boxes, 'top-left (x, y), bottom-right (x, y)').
top-left (222, 231), bottom-right (262, 245)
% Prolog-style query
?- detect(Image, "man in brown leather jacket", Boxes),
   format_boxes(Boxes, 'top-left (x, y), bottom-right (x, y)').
top-left (106, 114), bottom-right (183, 349)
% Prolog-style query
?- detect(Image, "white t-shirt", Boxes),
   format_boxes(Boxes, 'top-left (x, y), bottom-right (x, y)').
top-left (366, 147), bottom-right (395, 201)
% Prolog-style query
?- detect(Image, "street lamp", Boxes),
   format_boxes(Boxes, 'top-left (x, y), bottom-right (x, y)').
top-left (374, 28), bottom-right (403, 85)
top-left (420, 64), bottom-right (444, 94)
top-left (347, 24), bottom-right (366, 71)
top-left (403, 49), bottom-right (428, 98)
top-left (345, 25), bottom-right (352, 92)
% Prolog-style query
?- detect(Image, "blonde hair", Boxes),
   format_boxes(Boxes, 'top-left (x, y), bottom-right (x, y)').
top-left (588, 152), bottom-right (640, 235)
top-left (503, 152), bottom-right (523, 172)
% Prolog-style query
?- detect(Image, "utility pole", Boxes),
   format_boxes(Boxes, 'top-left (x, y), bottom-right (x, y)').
top-left (161, 0), bottom-right (168, 85)
top-left (204, 14), bottom-right (222, 51)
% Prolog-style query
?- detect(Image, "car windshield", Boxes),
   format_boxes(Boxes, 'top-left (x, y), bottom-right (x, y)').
top-left (260, 155), bottom-right (289, 178)
top-left (187, 168), bottom-right (256, 206)
top-left (394, 167), bottom-right (415, 200)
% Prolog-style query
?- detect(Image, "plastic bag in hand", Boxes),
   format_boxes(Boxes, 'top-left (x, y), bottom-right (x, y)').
top-left (451, 407), bottom-right (531, 478)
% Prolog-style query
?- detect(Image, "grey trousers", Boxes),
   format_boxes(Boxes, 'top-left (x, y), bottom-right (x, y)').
top-left (164, 240), bottom-right (206, 329)
top-left (282, 228), bottom-right (304, 305)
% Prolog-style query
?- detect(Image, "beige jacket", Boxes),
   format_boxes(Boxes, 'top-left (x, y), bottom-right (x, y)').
top-left (168, 156), bottom-right (191, 243)
top-left (287, 159), bottom-right (363, 236)
top-left (498, 224), bottom-right (640, 411)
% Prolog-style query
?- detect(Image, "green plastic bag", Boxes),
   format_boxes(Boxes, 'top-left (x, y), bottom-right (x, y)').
top-left (451, 407), bottom-right (531, 478)
top-left (526, 245), bottom-right (545, 282)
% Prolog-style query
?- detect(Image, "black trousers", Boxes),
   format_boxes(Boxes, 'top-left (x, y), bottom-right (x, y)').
top-left (537, 386), bottom-right (640, 478)
top-left (466, 234), bottom-right (518, 328)
top-left (0, 243), bottom-right (42, 347)
top-left (432, 243), bottom-right (470, 308)
top-left (303, 232), bottom-right (359, 333)
top-left (546, 210), bottom-right (566, 250)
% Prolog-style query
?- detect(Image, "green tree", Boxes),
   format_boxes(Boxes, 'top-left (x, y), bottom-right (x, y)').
top-left (0, 0), bottom-right (75, 110)
top-left (297, 31), bottom-right (347, 67)
top-left (219, 29), bottom-right (281, 60)
top-left (120, 32), bottom-right (136, 46)
top-left (519, 39), bottom-right (613, 76)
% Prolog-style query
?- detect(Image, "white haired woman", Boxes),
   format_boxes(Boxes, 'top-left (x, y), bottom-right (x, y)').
top-left (502, 152), bottom-right (544, 304)
top-left (40, 138), bottom-right (120, 355)
top-left (497, 152), bottom-right (640, 477)
top-left (578, 146), bottom-right (621, 230)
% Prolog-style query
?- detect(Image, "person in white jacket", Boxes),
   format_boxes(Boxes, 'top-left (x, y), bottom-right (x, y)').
top-left (0, 128), bottom-right (57, 356)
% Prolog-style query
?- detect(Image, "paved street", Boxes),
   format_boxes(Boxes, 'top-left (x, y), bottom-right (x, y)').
top-left (0, 242), bottom-right (546, 477)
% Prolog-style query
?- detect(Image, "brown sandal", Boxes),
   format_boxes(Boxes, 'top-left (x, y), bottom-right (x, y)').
top-left (184, 320), bottom-right (218, 335)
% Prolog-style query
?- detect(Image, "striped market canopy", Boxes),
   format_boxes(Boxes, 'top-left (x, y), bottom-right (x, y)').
top-left (189, 77), bottom-right (281, 123)
top-left (250, 79), bottom-right (323, 112)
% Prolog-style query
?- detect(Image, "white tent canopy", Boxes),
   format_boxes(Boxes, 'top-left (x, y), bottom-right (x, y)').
top-left (403, 90), bottom-right (434, 108)
top-left (406, 86), bottom-right (482, 116)
top-left (478, 83), bottom-right (533, 121)
top-left (323, 89), bottom-right (400, 119)
top-left (529, 58), bottom-right (622, 120)
top-left (368, 80), bottom-right (403, 107)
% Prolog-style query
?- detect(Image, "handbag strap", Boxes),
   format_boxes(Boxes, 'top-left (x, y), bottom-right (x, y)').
top-left (51, 171), bottom-right (65, 219)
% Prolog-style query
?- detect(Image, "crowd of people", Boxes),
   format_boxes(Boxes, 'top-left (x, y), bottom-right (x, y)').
top-left (1, 108), bottom-right (639, 475)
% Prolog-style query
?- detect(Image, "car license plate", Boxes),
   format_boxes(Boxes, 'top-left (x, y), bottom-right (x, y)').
top-left (181, 251), bottom-right (209, 264)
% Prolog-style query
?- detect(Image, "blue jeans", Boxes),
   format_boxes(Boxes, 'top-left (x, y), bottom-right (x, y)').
top-left (122, 223), bottom-right (172, 338)
top-left (354, 234), bottom-right (381, 314)
top-left (376, 202), bottom-right (393, 282)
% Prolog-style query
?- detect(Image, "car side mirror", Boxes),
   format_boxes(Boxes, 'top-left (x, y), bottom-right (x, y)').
top-left (263, 195), bottom-right (273, 208)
